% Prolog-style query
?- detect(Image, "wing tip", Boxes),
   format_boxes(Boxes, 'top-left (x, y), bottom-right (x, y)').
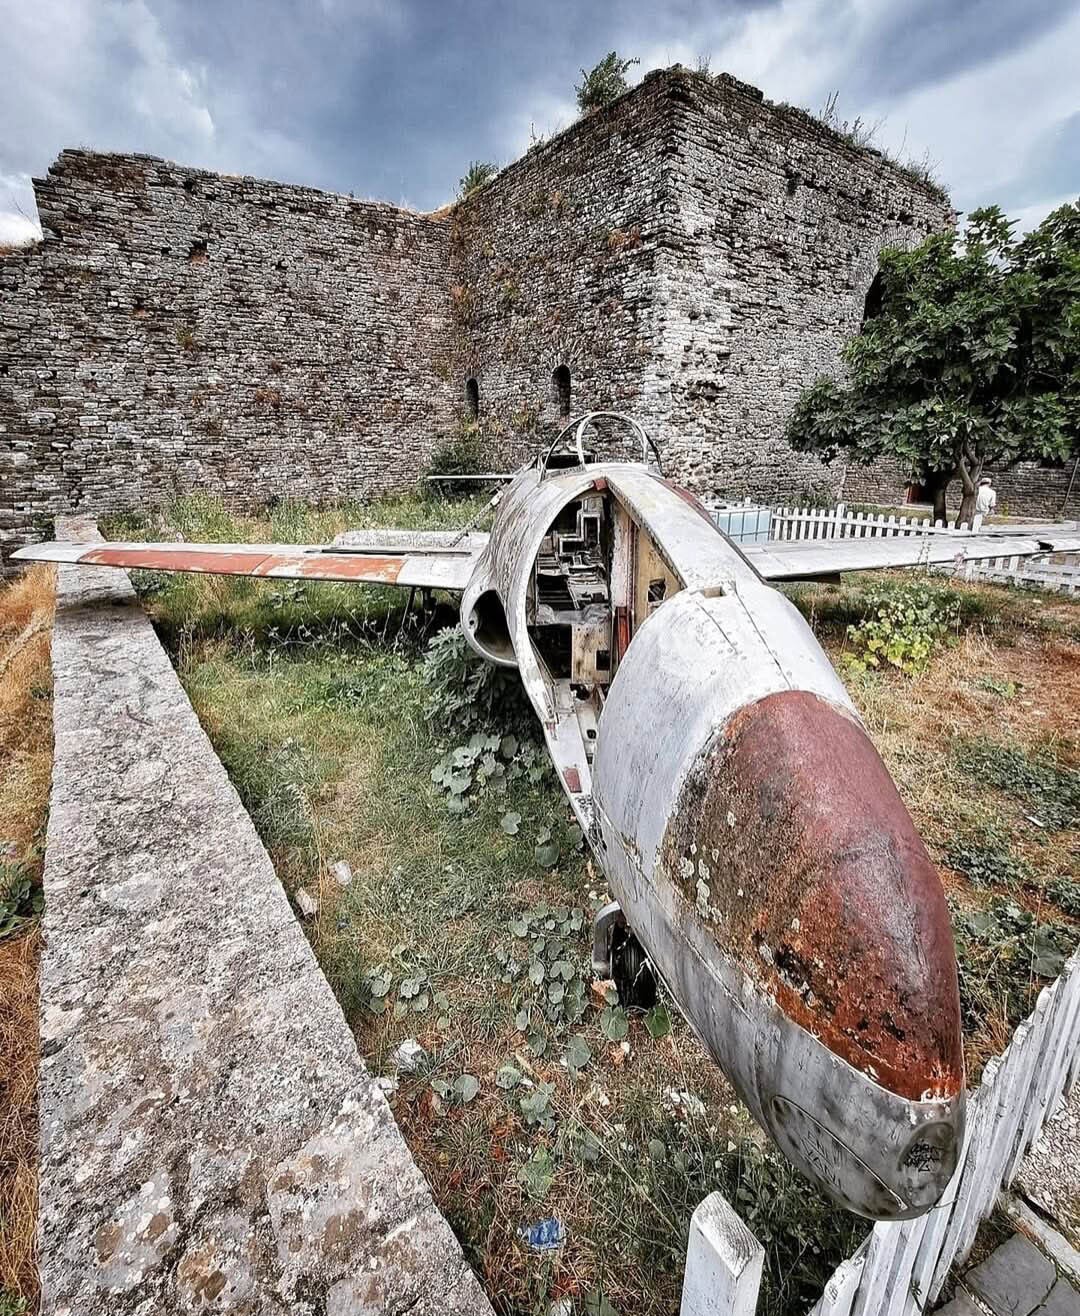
top-left (9, 543), bottom-right (83, 564)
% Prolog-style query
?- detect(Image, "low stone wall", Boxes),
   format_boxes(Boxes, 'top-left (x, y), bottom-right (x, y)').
top-left (842, 457), bottom-right (1080, 520)
top-left (38, 516), bottom-right (492, 1314)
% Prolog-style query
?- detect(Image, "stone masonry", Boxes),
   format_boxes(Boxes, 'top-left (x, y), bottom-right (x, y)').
top-left (450, 71), bottom-right (950, 500)
top-left (2, 65), bottom-right (979, 571)
top-left (1, 159), bottom-right (455, 568)
top-left (39, 515), bottom-right (493, 1314)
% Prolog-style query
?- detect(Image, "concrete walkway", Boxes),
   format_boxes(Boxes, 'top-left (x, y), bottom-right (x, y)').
top-left (38, 519), bottom-right (493, 1314)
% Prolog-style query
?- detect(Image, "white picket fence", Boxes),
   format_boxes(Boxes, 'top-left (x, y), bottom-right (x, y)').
top-left (947, 552), bottom-right (1080, 595)
top-left (680, 945), bottom-right (1080, 1316)
top-left (770, 503), bottom-right (983, 541)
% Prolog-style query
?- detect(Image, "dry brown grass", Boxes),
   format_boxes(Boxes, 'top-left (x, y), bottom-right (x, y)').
top-left (0, 565), bottom-right (55, 1309)
top-left (0, 929), bottom-right (41, 1304)
top-left (820, 596), bottom-right (1080, 1078)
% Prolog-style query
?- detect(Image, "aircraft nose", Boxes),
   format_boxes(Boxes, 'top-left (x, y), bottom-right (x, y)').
top-left (659, 685), bottom-right (966, 1216)
top-left (762, 1061), bottom-right (965, 1219)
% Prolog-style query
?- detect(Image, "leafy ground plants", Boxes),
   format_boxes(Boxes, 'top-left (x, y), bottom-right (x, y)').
top-left (841, 579), bottom-right (962, 675)
top-left (116, 504), bottom-right (1080, 1314)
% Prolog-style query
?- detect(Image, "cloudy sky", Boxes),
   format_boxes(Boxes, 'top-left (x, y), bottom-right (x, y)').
top-left (1, 0), bottom-right (1078, 244)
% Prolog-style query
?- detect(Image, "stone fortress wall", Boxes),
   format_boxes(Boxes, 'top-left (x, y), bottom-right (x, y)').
top-left (2, 66), bottom-right (1067, 569)
top-left (1, 154), bottom-right (456, 566)
top-left (447, 69), bottom-right (953, 501)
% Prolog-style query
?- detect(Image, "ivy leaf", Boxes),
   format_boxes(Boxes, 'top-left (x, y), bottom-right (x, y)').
top-left (565, 1035), bottom-right (591, 1071)
top-left (520, 1082), bottom-right (555, 1126)
top-left (535, 841), bottom-right (560, 869)
top-left (518, 1145), bottom-right (555, 1201)
top-left (600, 1005), bottom-right (629, 1041)
top-left (500, 811), bottom-right (522, 836)
top-left (369, 973), bottom-right (392, 998)
top-left (495, 1063), bottom-right (523, 1090)
top-left (500, 734), bottom-right (519, 760)
top-left (454, 1073), bottom-right (480, 1104)
top-left (644, 1004), bottom-right (672, 1039)
top-left (529, 961), bottom-right (545, 985)
top-left (526, 1029), bottom-right (548, 1057)
top-left (509, 917), bottom-right (529, 937)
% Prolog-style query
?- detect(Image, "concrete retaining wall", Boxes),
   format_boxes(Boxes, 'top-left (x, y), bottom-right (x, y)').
top-left (38, 516), bottom-right (492, 1314)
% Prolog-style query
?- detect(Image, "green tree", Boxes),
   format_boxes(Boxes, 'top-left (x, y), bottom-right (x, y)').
top-left (458, 161), bottom-right (497, 199)
top-left (575, 52), bottom-right (639, 114)
top-left (786, 203), bottom-right (1080, 524)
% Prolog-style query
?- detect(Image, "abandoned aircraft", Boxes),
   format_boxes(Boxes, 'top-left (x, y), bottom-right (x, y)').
top-left (16, 412), bottom-right (1080, 1222)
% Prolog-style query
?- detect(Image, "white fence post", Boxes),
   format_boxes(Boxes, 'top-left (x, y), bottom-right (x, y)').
top-left (682, 1192), bottom-right (764, 1316)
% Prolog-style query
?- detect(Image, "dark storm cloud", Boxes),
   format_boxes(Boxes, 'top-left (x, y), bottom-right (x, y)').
top-left (843, 0), bottom-right (1077, 99)
top-left (1, 0), bottom-right (1077, 243)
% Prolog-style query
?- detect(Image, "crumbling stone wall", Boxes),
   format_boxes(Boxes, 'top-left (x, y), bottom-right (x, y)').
top-left (16, 67), bottom-right (1052, 570)
top-left (1, 152), bottom-right (455, 567)
top-left (447, 73), bottom-right (679, 466)
top-left (656, 72), bottom-right (951, 500)
top-left (446, 70), bottom-right (950, 496)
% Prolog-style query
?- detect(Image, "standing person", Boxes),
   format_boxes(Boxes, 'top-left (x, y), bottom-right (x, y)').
top-left (975, 476), bottom-right (997, 518)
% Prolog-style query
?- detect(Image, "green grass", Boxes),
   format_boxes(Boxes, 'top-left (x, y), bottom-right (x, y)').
top-left (115, 494), bottom-right (863, 1316)
top-left (114, 495), bottom-right (1080, 1316)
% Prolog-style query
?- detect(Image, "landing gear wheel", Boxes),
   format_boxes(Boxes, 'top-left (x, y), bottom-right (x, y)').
top-left (610, 922), bottom-right (657, 1012)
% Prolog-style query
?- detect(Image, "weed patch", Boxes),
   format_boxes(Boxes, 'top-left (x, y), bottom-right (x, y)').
top-left (952, 739), bottom-right (1079, 829)
top-left (945, 827), bottom-right (1031, 891)
top-left (952, 897), bottom-right (1074, 1036)
top-left (841, 580), bottom-right (961, 675)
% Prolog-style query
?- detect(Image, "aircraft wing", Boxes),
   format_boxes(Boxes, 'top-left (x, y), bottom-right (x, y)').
top-left (743, 531), bottom-right (1080, 582)
top-left (11, 529), bottom-right (489, 592)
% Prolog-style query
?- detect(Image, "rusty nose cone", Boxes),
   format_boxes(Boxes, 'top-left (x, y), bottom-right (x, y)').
top-left (662, 689), bottom-right (966, 1214)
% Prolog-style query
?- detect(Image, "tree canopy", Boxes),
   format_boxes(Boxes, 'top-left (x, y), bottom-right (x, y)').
top-left (786, 203), bottom-right (1080, 522)
top-left (575, 53), bottom-right (639, 113)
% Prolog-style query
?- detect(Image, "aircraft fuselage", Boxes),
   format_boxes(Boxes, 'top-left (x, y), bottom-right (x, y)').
top-left (460, 452), bottom-right (965, 1220)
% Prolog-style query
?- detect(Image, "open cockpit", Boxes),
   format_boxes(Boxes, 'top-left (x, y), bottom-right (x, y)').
top-left (526, 477), bottom-right (686, 801)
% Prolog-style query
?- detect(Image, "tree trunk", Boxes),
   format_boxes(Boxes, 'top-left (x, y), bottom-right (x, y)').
top-left (921, 470), bottom-right (951, 523)
top-left (956, 454), bottom-right (984, 527)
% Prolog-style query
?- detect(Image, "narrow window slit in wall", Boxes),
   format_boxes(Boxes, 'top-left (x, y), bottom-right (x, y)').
top-left (465, 377), bottom-right (479, 418)
top-left (188, 239), bottom-right (208, 264)
top-left (552, 364), bottom-right (571, 417)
